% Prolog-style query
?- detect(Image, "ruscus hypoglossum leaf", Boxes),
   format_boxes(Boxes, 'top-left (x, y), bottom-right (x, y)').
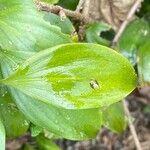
top-left (0, 0), bottom-right (72, 78)
top-left (1, 43), bottom-right (137, 109)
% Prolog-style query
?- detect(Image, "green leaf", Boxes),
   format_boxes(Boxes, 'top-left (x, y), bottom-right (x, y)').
top-left (31, 124), bottom-right (43, 137)
top-left (0, 90), bottom-right (29, 138)
top-left (117, 19), bottom-right (150, 65)
top-left (0, 119), bottom-right (5, 150)
top-left (86, 22), bottom-right (111, 46)
top-left (137, 35), bottom-right (150, 85)
top-left (137, 0), bottom-right (150, 17)
top-left (0, 0), bottom-right (71, 78)
top-left (57, 0), bottom-right (79, 10)
top-left (36, 135), bottom-right (60, 150)
top-left (0, 43), bottom-right (136, 140)
top-left (43, 12), bottom-right (75, 35)
top-left (0, 71), bottom-right (29, 139)
top-left (6, 88), bottom-right (103, 140)
top-left (41, 0), bottom-right (59, 4)
top-left (1, 43), bottom-right (137, 109)
top-left (102, 102), bottom-right (127, 133)
top-left (22, 144), bottom-right (35, 150)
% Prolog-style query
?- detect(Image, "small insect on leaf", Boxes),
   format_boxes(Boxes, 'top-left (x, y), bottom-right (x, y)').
top-left (90, 80), bottom-right (100, 90)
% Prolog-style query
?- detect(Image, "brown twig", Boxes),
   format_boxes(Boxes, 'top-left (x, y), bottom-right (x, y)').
top-left (76, 0), bottom-right (85, 12)
top-left (82, 0), bottom-right (90, 21)
top-left (36, 1), bottom-right (84, 22)
top-left (123, 100), bottom-right (142, 150)
top-left (59, 9), bottom-right (66, 21)
top-left (112, 0), bottom-right (143, 47)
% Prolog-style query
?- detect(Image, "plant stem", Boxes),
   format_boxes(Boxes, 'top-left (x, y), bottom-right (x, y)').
top-left (123, 100), bottom-right (142, 150)
top-left (36, 1), bottom-right (84, 22)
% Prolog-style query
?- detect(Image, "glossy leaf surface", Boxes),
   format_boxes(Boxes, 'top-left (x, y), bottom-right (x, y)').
top-left (2, 43), bottom-right (137, 109)
top-left (7, 88), bottom-right (102, 140)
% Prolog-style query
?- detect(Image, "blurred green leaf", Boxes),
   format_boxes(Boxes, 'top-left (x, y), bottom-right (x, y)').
top-left (102, 102), bottom-right (127, 133)
top-left (137, 35), bottom-right (150, 85)
top-left (43, 12), bottom-right (75, 35)
top-left (22, 144), bottom-right (35, 150)
top-left (1, 43), bottom-right (137, 109)
top-left (143, 105), bottom-right (150, 113)
top-left (137, 0), bottom-right (150, 17)
top-left (118, 19), bottom-right (150, 65)
top-left (86, 22), bottom-right (111, 46)
top-left (0, 119), bottom-right (5, 150)
top-left (31, 124), bottom-right (43, 137)
top-left (57, 0), bottom-right (79, 10)
top-left (36, 135), bottom-right (60, 150)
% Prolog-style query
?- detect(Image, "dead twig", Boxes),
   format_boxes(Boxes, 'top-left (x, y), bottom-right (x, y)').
top-left (59, 9), bottom-right (66, 21)
top-left (36, 1), bottom-right (84, 22)
top-left (76, 0), bottom-right (85, 12)
top-left (123, 100), bottom-right (142, 150)
top-left (112, 0), bottom-right (143, 47)
top-left (82, 0), bottom-right (90, 21)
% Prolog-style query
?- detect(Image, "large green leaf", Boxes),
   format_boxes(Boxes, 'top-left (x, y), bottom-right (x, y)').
top-left (0, 43), bottom-right (136, 140)
top-left (1, 43), bottom-right (137, 109)
top-left (0, 0), bottom-right (71, 78)
top-left (7, 88), bottom-right (103, 140)
top-left (137, 35), bottom-right (150, 85)
top-left (0, 118), bottom-right (5, 150)
top-left (117, 19), bottom-right (150, 65)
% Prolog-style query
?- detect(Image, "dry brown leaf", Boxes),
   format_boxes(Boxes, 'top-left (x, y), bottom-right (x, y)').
top-left (85, 0), bottom-right (137, 30)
